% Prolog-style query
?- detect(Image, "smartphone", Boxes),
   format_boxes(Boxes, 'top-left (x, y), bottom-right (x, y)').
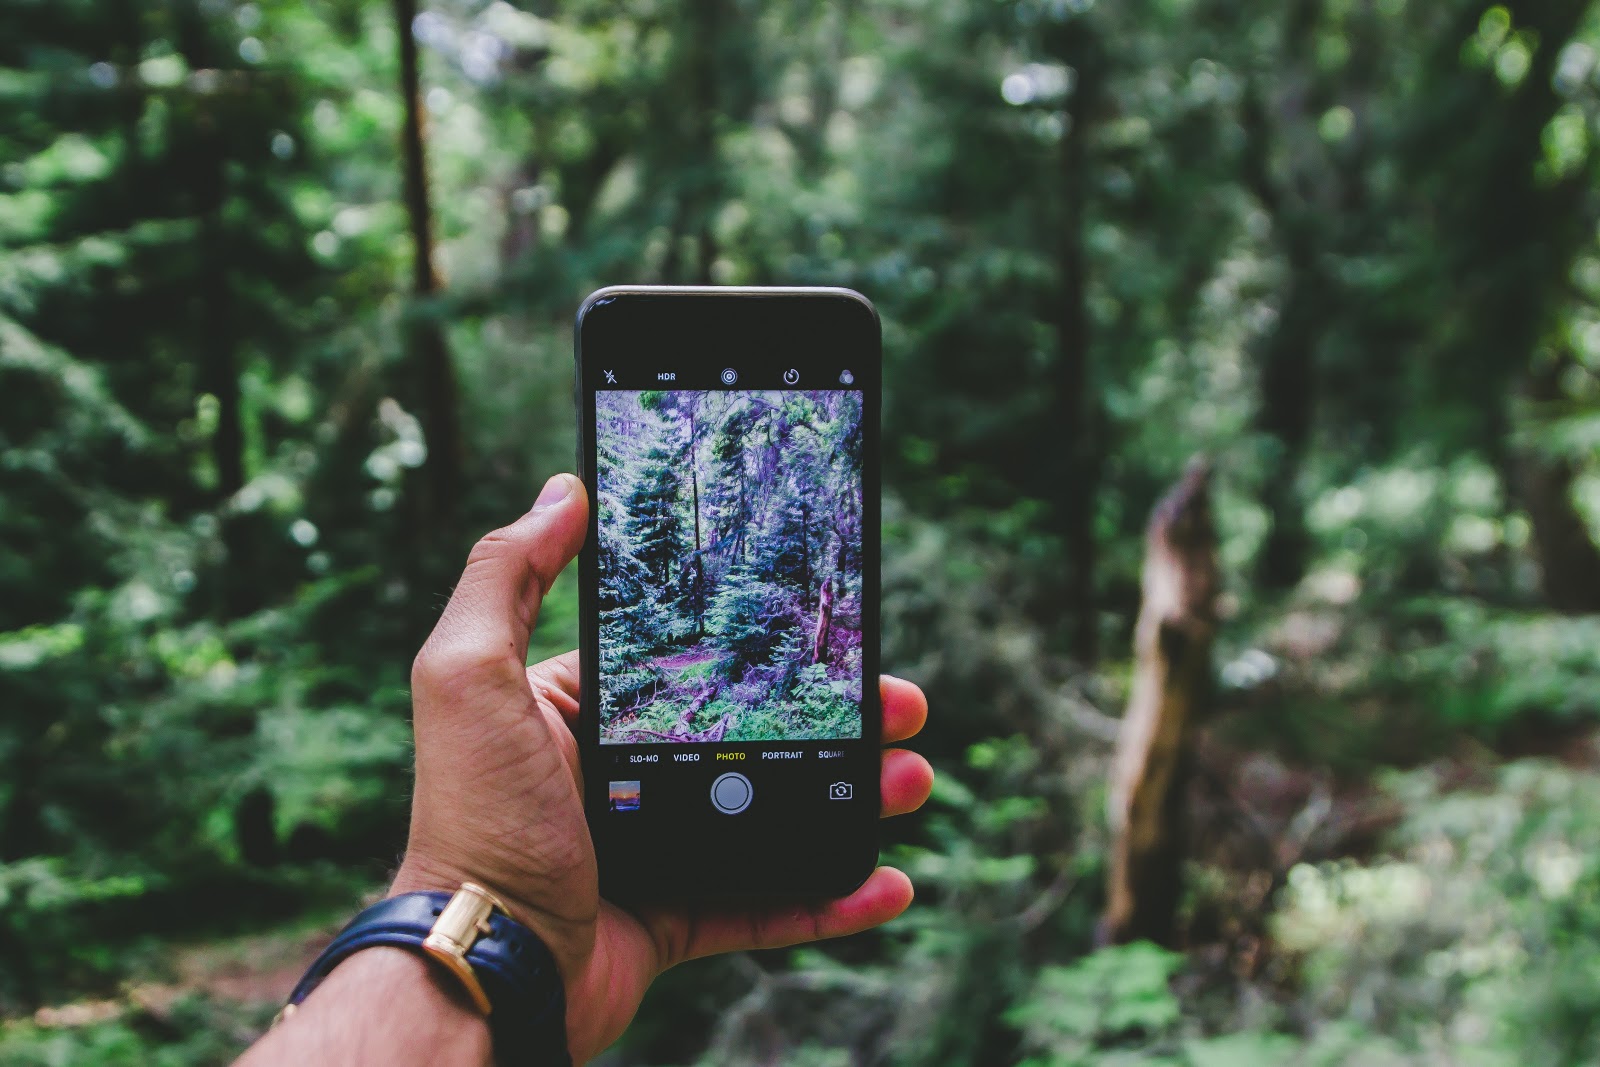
top-left (574, 286), bottom-right (881, 902)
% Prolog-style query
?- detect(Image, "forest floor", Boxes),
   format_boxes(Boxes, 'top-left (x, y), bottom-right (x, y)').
top-left (650, 647), bottom-right (725, 732)
top-left (649, 645), bottom-right (720, 680)
top-left (0, 918), bottom-right (341, 1059)
top-left (1173, 678), bottom-right (1600, 989)
top-left (598, 645), bottom-right (725, 740)
top-left (11, 718), bottom-right (1600, 1062)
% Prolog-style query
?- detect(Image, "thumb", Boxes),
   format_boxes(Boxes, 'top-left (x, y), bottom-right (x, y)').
top-left (412, 474), bottom-right (588, 697)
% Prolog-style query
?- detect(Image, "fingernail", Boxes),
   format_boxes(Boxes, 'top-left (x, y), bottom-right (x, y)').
top-left (533, 474), bottom-right (573, 510)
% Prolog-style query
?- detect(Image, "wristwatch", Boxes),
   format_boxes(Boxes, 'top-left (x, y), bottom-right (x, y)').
top-left (280, 882), bottom-right (571, 1066)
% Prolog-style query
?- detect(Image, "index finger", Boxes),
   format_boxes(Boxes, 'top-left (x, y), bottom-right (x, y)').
top-left (527, 650), bottom-right (581, 717)
top-left (881, 675), bottom-right (927, 744)
top-left (643, 866), bottom-right (915, 969)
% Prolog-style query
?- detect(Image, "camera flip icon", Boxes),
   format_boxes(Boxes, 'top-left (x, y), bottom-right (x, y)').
top-left (828, 781), bottom-right (853, 801)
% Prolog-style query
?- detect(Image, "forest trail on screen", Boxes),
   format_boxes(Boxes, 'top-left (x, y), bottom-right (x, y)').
top-left (596, 389), bottom-right (864, 744)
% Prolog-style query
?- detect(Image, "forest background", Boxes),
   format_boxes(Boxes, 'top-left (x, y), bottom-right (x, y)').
top-left (4, 0), bottom-right (1600, 1063)
top-left (596, 388), bottom-right (866, 745)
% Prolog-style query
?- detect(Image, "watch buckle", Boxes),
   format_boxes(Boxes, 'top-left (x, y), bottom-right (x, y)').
top-left (422, 882), bottom-right (507, 1015)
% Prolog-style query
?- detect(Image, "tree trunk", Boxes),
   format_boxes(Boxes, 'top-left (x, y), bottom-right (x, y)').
top-left (673, 685), bottom-right (719, 736)
top-left (799, 500), bottom-right (811, 597)
top-left (196, 141), bottom-right (243, 503)
top-left (1239, 0), bottom-right (1331, 594)
top-left (689, 0), bottom-right (721, 285)
top-left (688, 406), bottom-right (705, 636)
top-left (812, 577), bottom-right (835, 665)
top-left (395, 0), bottom-right (462, 533)
top-left (175, 5), bottom-right (253, 615)
top-left (658, 0), bottom-right (724, 284)
top-left (1252, 260), bottom-right (1319, 592)
top-left (1102, 459), bottom-right (1218, 947)
top-left (1051, 15), bottom-right (1106, 663)
top-left (735, 464), bottom-right (747, 563)
top-left (1238, 43), bottom-right (1320, 594)
top-left (1521, 350), bottom-right (1600, 613)
top-left (172, 10), bottom-right (243, 503)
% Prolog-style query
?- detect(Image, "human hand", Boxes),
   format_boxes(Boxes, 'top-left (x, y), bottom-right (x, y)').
top-left (390, 474), bottom-right (934, 1063)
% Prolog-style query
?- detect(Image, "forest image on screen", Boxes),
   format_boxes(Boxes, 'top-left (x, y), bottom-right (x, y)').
top-left (597, 389), bottom-right (864, 744)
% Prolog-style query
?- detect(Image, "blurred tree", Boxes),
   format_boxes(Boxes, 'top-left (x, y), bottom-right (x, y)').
top-left (394, 0), bottom-right (465, 553)
top-left (0, 0), bottom-right (419, 1005)
top-left (1524, 347), bottom-right (1600, 610)
top-left (1047, 10), bottom-right (1109, 660)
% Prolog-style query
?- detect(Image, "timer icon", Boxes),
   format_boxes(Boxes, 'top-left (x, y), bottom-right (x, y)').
top-left (783, 368), bottom-right (800, 385)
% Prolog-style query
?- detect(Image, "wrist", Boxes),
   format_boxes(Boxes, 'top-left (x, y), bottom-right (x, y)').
top-left (281, 884), bottom-right (573, 1067)
top-left (389, 857), bottom-right (544, 940)
top-left (244, 946), bottom-right (491, 1067)
top-left (325, 946), bottom-right (494, 1047)
top-left (389, 853), bottom-right (588, 972)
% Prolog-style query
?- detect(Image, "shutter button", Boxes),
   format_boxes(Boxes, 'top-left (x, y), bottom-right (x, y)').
top-left (710, 772), bottom-right (753, 814)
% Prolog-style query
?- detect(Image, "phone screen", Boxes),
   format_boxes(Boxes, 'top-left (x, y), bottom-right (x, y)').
top-left (576, 289), bottom-right (880, 900)
top-left (595, 388), bottom-right (864, 747)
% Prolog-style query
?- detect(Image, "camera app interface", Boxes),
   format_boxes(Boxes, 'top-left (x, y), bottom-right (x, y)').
top-left (596, 389), bottom-right (864, 747)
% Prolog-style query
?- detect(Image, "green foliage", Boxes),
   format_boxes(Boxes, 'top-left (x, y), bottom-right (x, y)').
top-left (1269, 763), bottom-right (1600, 1064)
top-left (1401, 602), bottom-right (1600, 731)
top-left (4, 0), bottom-right (1600, 1060)
top-left (598, 390), bottom-right (864, 742)
top-left (0, 0), bottom-right (430, 1009)
top-left (705, 568), bottom-right (794, 674)
top-left (1007, 941), bottom-right (1309, 1066)
top-left (622, 446), bottom-right (690, 595)
top-left (0, 995), bottom-right (261, 1066)
top-left (721, 662), bottom-right (860, 742)
top-left (1010, 943), bottom-right (1185, 1065)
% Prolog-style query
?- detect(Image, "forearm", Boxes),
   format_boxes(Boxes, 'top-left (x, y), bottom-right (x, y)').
top-left (236, 947), bottom-right (493, 1067)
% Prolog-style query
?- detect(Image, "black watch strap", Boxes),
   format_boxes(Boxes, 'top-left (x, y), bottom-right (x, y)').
top-left (284, 889), bottom-right (571, 1066)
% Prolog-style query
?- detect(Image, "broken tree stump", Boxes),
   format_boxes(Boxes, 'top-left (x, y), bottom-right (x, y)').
top-left (813, 576), bottom-right (836, 665)
top-left (1102, 458), bottom-right (1219, 946)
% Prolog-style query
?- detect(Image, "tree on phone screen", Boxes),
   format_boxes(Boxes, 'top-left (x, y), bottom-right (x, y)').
top-left (596, 389), bottom-right (864, 743)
